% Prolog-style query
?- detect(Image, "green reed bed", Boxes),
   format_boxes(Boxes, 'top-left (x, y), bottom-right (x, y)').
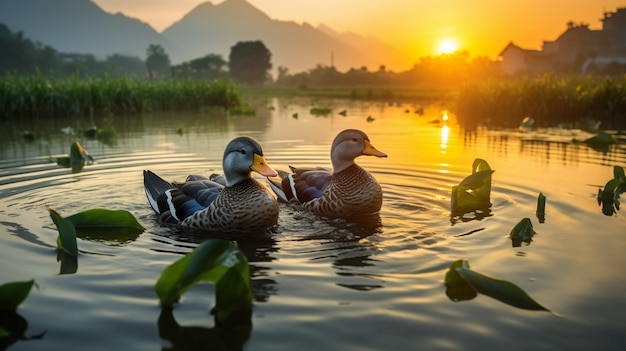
top-left (0, 74), bottom-right (243, 118)
top-left (454, 74), bottom-right (626, 129)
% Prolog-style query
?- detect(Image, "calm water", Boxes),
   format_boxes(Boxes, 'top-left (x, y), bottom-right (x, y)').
top-left (1, 97), bottom-right (626, 351)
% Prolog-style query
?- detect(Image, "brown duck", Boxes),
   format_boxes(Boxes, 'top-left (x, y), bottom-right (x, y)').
top-left (268, 129), bottom-right (387, 218)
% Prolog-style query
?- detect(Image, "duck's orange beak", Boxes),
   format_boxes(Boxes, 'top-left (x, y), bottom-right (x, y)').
top-left (251, 153), bottom-right (278, 177)
top-left (362, 140), bottom-right (388, 158)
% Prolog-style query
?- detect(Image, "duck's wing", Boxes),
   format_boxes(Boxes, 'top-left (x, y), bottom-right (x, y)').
top-left (268, 167), bottom-right (331, 204)
top-left (143, 170), bottom-right (173, 213)
top-left (144, 170), bottom-right (225, 225)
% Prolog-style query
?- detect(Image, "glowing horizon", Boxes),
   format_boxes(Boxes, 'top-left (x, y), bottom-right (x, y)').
top-left (93, 0), bottom-right (625, 62)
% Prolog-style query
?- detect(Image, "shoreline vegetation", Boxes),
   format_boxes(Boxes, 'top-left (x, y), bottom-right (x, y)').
top-left (2, 73), bottom-right (626, 130)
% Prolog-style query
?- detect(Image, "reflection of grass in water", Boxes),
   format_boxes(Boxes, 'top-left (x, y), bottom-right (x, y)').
top-left (455, 74), bottom-right (626, 129)
top-left (239, 85), bottom-right (451, 102)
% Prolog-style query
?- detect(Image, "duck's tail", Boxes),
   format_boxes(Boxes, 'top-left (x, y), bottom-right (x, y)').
top-left (267, 170), bottom-right (290, 203)
top-left (143, 170), bottom-right (173, 213)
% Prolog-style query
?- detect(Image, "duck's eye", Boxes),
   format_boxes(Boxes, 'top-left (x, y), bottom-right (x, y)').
top-left (240, 149), bottom-right (247, 155)
top-left (352, 138), bottom-right (358, 142)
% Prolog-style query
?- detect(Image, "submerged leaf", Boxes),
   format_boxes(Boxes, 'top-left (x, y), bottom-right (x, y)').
top-left (455, 266), bottom-right (548, 311)
top-left (48, 207), bottom-right (78, 256)
top-left (0, 280), bottom-right (35, 310)
top-left (65, 208), bottom-right (145, 231)
top-left (155, 239), bottom-right (252, 322)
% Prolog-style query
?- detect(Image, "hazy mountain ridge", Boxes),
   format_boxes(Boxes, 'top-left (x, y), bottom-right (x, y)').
top-left (0, 0), bottom-right (175, 59)
top-left (0, 0), bottom-right (411, 73)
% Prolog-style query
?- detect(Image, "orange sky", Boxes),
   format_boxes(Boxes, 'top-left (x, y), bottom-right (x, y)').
top-left (93, 0), bottom-right (625, 61)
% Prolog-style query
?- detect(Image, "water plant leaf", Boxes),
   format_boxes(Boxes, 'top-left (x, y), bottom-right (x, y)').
top-left (455, 264), bottom-right (548, 311)
top-left (0, 280), bottom-right (35, 310)
top-left (65, 208), bottom-right (145, 231)
top-left (70, 140), bottom-right (94, 165)
top-left (597, 166), bottom-right (625, 216)
top-left (48, 207), bottom-right (79, 256)
top-left (155, 239), bottom-right (252, 322)
top-left (509, 217), bottom-right (535, 247)
top-left (444, 260), bottom-right (477, 301)
top-left (445, 260), bottom-right (548, 311)
top-left (582, 132), bottom-right (618, 147)
top-left (451, 159), bottom-right (494, 216)
top-left (536, 192), bottom-right (546, 223)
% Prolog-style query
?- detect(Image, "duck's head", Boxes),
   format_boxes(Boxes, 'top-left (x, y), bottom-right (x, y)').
top-left (330, 129), bottom-right (387, 172)
top-left (222, 136), bottom-right (277, 186)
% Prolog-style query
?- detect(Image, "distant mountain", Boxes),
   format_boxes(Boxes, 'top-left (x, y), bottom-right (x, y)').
top-left (0, 0), bottom-right (174, 60)
top-left (0, 0), bottom-right (412, 73)
top-left (316, 24), bottom-right (411, 71)
top-left (162, 0), bottom-right (410, 72)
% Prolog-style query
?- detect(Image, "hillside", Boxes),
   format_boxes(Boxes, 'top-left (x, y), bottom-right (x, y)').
top-left (0, 0), bottom-right (412, 73)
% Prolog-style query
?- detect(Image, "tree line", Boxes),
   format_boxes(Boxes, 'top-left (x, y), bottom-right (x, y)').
top-left (2, 21), bottom-right (504, 86)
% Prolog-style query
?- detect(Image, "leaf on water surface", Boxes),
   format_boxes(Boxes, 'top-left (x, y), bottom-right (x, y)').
top-left (48, 207), bottom-right (78, 256)
top-left (509, 218), bottom-right (535, 246)
top-left (451, 159), bottom-right (494, 216)
top-left (597, 166), bottom-right (625, 216)
top-left (582, 133), bottom-right (618, 146)
top-left (65, 208), bottom-right (145, 231)
top-left (0, 280), bottom-right (35, 311)
top-left (536, 192), bottom-right (546, 223)
top-left (444, 260), bottom-right (477, 301)
top-left (455, 266), bottom-right (548, 311)
top-left (445, 260), bottom-right (548, 311)
top-left (155, 239), bottom-right (252, 322)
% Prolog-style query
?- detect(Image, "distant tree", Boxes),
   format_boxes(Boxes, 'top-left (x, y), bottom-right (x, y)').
top-left (228, 40), bottom-right (272, 85)
top-left (275, 66), bottom-right (289, 84)
top-left (146, 44), bottom-right (170, 79)
top-left (106, 54), bottom-right (146, 76)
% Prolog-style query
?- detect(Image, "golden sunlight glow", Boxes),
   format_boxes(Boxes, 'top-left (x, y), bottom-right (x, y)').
top-left (437, 39), bottom-right (459, 55)
top-left (440, 125), bottom-right (449, 151)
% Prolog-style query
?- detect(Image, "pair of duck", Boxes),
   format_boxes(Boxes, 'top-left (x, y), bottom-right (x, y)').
top-left (143, 129), bottom-right (387, 233)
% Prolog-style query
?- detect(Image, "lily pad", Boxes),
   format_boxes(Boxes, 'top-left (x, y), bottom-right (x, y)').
top-left (65, 208), bottom-right (145, 231)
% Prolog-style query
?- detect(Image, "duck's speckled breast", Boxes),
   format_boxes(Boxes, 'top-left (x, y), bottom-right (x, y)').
top-left (303, 164), bottom-right (382, 218)
top-left (182, 179), bottom-right (278, 232)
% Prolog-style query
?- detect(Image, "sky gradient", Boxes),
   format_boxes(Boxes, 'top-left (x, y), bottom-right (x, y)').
top-left (92, 0), bottom-right (625, 61)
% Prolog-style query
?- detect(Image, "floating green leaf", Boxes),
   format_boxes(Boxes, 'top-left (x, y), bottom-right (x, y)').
top-left (65, 208), bottom-right (145, 231)
top-left (510, 217), bottom-right (536, 247)
top-left (155, 239), bottom-right (252, 323)
top-left (451, 158), bottom-right (494, 216)
top-left (0, 280), bottom-right (35, 311)
top-left (48, 207), bottom-right (78, 256)
top-left (582, 132), bottom-right (618, 147)
top-left (444, 260), bottom-right (477, 301)
top-left (310, 107), bottom-right (332, 116)
top-left (536, 192), bottom-right (546, 223)
top-left (445, 260), bottom-right (548, 311)
top-left (597, 165), bottom-right (625, 216)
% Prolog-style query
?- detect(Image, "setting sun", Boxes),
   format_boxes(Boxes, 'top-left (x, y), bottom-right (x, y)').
top-left (437, 38), bottom-right (459, 55)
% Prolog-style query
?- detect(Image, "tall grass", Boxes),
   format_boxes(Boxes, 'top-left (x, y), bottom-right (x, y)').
top-left (454, 74), bottom-right (626, 129)
top-left (0, 73), bottom-right (242, 118)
